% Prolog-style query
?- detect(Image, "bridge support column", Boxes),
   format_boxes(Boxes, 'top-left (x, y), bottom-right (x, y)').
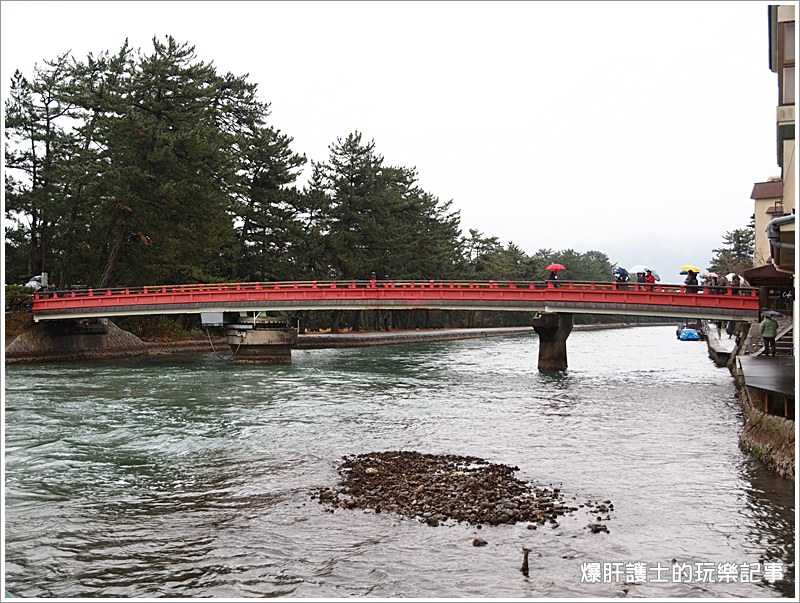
top-left (227, 327), bottom-right (298, 364)
top-left (532, 312), bottom-right (573, 371)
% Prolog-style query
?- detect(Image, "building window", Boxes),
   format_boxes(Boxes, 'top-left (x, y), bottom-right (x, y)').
top-left (779, 21), bottom-right (795, 106)
top-left (785, 21), bottom-right (795, 62)
top-left (783, 66), bottom-right (795, 104)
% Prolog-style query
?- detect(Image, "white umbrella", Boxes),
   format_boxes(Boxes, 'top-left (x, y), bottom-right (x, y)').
top-left (629, 265), bottom-right (660, 281)
top-left (24, 276), bottom-right (43, 291)
top-left (726, 273), bottom-right (750, 287)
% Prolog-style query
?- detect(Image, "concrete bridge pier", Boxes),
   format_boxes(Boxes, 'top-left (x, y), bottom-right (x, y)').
top-left (532, 312), bottom-right (573, 371)
top-left (227, 327), bottom-right (298, 364)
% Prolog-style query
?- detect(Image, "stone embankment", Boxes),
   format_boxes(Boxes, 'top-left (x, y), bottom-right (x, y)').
top-left (296, 326), bottom-right (532, 349)
top-left (722, 316), bottom-right (795, 481)
top-left (735, 384), bottom-right (795, 480)
top-left (295, 321), bottom-right (641, 350)
top-left (6, 320), bottom-right (147, 363)
top-left (4, 319), bottom-right (225, 364)
top-left (5, 318), bottom-right (643, 364)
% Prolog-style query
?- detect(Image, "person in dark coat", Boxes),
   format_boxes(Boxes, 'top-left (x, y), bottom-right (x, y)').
top-left (716, 274), bottom-right (729, 295)
top-left (684, 270), bottom-right (699, 293)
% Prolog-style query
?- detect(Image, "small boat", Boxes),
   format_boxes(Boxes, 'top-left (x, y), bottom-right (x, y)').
top-left (676, 319), bottom-right (705, 340)
top-left (678, 327), bottom-right (701, 341)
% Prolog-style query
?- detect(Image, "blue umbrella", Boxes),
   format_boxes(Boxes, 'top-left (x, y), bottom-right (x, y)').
top-left (612, 267), bottom-right (629, 281)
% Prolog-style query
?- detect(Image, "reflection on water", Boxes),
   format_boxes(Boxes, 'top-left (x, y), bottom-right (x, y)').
top-left (4, 326), bottom-right (795, 598)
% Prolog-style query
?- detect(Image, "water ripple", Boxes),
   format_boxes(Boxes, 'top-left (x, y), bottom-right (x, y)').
top-left (4, 326), bottom-right (794, 598)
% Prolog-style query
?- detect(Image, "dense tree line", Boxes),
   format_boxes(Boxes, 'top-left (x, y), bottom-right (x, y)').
top-left (6, 37), bottom-right (672, 331)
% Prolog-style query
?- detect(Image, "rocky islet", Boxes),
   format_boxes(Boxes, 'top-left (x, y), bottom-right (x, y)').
top-left (311, 450), bottom-right (613, 533)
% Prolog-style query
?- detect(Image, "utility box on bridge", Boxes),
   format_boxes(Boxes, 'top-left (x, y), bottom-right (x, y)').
top-left (201, 311), bottom-right (291, 330)
top-left (200, 312), bottom-right (227, 327)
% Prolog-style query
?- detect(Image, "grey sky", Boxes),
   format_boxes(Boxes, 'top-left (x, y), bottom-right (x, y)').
top-left (1, 1), bottom-right (782, 282)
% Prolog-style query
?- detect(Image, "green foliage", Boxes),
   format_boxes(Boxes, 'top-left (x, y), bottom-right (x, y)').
top-left (550, 249), bottom-right (614, 282)
top-left (708, 227), bottom-right (755, 275)
top-left (4, 285), bottom-right (34, 312)
top-left (462, 229), bottom-right (504, 277)
top-left (232, 126), bottom-right (307, 281)
top-left (113, 315), bottom-right (203, 341)
top-left (312, 131), bottom-right (463, 281)
top-left (4, 37), bottom-right (278, 289)
top-left (5, 39), bottom-right (662, 333)
top-left (465, 242), bottom-right (614, 284)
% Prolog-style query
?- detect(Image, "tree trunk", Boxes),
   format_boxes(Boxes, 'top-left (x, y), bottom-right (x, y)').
top-left (99, 221), bottom-right (127, 288)
top-left (331, 309), bottom-right (342, 334)
top-left (59, 110), bottom-right (99, 287)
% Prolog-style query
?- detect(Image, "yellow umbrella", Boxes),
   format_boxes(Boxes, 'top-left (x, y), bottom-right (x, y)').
top-left (679, 264), bottom-right (702, 274)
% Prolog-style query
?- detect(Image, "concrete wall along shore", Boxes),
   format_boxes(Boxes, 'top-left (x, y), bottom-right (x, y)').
top-left (4, 321), bottom-right (639, 362)
top-left (706, 321), bottom-right (795, 482)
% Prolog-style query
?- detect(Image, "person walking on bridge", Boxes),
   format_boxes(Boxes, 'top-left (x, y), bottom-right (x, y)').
top-left (645, 269), bottom-right (656, 291)
top-left (684, 270), bottom-right (699, 293)
top-left (759, 314), bottom-right (779, 356)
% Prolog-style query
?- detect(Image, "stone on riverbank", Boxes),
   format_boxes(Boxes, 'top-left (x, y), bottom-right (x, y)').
top-left (5, 320), bottom-right (147, 363)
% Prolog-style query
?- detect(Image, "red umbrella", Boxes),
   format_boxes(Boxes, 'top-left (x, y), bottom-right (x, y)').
top-left (546, 263), bottom-right (566, 271)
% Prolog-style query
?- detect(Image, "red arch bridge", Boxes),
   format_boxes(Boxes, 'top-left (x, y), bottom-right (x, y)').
top-left (30, 279), bottom-right (760, 369)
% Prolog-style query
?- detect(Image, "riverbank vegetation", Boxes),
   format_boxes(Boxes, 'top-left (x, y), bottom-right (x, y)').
top-left (3, 37), bottom-right (742, 335)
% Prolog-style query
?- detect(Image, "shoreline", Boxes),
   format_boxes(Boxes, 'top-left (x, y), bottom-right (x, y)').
top-left (722, 319), bottom-right (795, 481)
top-left (4, 321), bottom-right (654, 364)
top-left (295, 322), bottom-right (650, 349)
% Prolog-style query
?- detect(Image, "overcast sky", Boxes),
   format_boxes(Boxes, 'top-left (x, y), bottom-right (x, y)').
top-left (1, 1), bottom-right (782, 282)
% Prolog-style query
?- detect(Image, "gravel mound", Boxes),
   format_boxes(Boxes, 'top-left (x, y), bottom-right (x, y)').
top-left (312, 450), bottom-right (613, 529)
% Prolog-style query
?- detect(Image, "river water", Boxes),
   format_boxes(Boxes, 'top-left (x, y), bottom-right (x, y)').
top-left (3, 325), bottom-right (796, 599)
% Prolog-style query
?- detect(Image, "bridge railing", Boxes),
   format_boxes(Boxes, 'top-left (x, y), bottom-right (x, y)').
top-left (33, 279), bottom-right (758, 300)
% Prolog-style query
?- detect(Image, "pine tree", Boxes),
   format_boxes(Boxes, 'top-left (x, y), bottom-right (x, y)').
top-left (4, 55), bottom-right (82, 285)
top-left (233, 126), bottom-right (307, 281)
top-left (708, 226), bottom-right (755, 275)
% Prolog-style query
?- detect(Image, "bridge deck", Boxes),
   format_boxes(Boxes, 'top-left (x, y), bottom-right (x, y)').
top-left (31, 280), bottom-right (761, 322)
